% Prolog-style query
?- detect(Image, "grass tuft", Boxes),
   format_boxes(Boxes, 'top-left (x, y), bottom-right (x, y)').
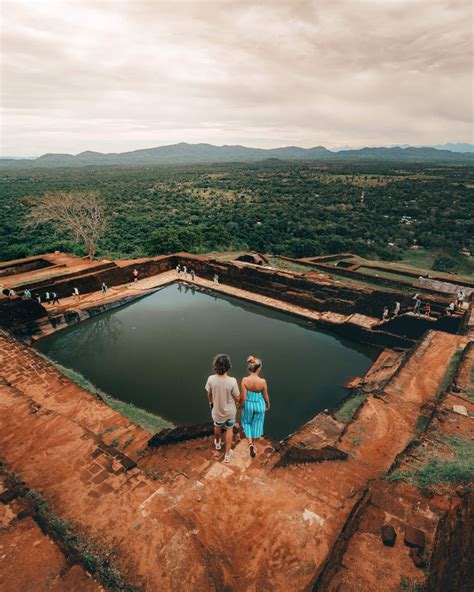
top-left (21, 486), bottom-right (136, 591)
top-left (399, 576), bottom-right (424, 592)
top-left (39, 355), bottom-right (173, 433)
top-left (415, 414), bottom-right (430, 435)
top-left (435, 349), bottom-right (463, 400)
top-left (334, 392), bottom-right (367, 423)
top-left (389, 435), bottom-right (474, 492)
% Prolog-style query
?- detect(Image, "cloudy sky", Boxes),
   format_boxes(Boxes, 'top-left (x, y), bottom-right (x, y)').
top-left (1, 0), bottom-right (472, 156)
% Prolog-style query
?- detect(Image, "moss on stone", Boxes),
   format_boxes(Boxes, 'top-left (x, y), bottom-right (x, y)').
top-left (40, 355), bottom-right (173, 433)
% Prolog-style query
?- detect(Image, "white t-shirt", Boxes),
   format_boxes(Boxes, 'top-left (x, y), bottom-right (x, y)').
top-left (205, 374), bottom-right (239, 423)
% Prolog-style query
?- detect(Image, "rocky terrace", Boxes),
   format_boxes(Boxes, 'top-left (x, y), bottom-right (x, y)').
top-left (0, 252), bottom-right (472, 591)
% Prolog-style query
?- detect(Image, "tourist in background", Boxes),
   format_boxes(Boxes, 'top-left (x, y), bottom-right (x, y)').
top-left (191, 268), bottom-right (195, 281)
top-left (101, 282), bottom-right (108, 294)
top-left (425, 303), bottom-right (431, 318)
top-left (44, 291), bottom-right (50, 304)
top-left (393, 301), bottom-right (401, 317)
top-left (213, 274), bottom-right (219, 285)
top-left (183, 265), bottom-right (188, 279)
top-left (133, 268), bottom-right (139, 282)
top-left (456, 290), bottom-right (464, 308)
top-left (413, 296), bottom-right (422, 315)
top-left (23, 289), bottom-right (31, 299)
top-left (52, 292), bottom-right (60, 305)
top-left (382, 306), bottom-right (389, 322)
top-left (72, 287), bottom-right (80, 300)
top-left (240, 355), bottom-right (270, 458)
top-left (205, 354), bottom-right (240, 463)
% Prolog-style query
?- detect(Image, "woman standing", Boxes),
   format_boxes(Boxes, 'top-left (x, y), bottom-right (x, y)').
top-left (240, 356), bottom-right (270, 457)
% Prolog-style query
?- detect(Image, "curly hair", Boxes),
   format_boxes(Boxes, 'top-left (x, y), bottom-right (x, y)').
top-left (213, 353), bottom-right (232, 375)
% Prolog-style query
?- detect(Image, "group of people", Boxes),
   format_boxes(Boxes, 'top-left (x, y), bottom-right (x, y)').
top-left (381, 289), bottom-right (467, 322)
top-left (175, 264), bottom-right (195, 281)
top-left (381, 300), bottom-right (402, 322)
top-left (4, 281), bottom-right (112, 306)
top-left (6, 288), bottom-right (61, 305)
top-left (176, 264), bottom-right (219, 285)
top-left (445, 291), bottom-right (466, 315)
top-left (205, 353), bottom-right (270, 463)
top-left (412, 295), bottom-right (431, 318)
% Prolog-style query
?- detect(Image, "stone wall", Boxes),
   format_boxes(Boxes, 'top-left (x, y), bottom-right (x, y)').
top-left (16, 256), bottom-right (175, 299)
top-left (0, 257), bottom-right (54, 278)
top-left (426, 491), bottom-right (474, 592)
top-left (178, 255), bottom-right (456, 321)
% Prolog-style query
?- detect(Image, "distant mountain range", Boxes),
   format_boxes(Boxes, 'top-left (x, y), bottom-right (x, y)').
top-left (1, 142), bottom-right (473, 168)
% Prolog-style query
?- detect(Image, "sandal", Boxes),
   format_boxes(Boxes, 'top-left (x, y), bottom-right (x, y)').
top-left (214, 438), bottom-right (222, 450)
top-left (224, 450), bottom-right (234, 463)
top-left (249, 443), bottom-right (256, 458)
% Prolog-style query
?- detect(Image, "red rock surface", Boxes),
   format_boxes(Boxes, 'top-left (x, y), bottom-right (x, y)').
top-left (0, 254), bottom-right (472, 591)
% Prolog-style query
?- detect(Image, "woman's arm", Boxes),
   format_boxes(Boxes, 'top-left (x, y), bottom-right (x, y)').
top-left (263, 380), bottom-right (270, 411)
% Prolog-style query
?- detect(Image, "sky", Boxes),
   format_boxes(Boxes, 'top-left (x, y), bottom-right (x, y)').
top-left (1, 0), bottom-right (473, 156)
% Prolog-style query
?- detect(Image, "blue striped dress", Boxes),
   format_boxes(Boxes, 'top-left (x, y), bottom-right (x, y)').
top-left (241, 390), bottom-right (266, 439)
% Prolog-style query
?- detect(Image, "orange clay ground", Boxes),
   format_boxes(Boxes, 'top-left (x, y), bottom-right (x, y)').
top-left (0, 254), bottom-right (473, 591)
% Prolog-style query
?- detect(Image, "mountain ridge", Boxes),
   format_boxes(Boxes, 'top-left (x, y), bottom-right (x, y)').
top-left (1, 142), bottom-right (473, 168)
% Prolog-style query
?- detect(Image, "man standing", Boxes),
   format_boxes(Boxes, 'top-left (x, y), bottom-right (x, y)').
top-left (133, 269), bottom-right (139, 283)
top-left (52, 292), bottom-right (60, 305)
top-left (205, 354), bottom-right (240, 464)
top-left (191, 269), bottom-right (195, 281)
top-left (394, 301), bottom-right (401, 317)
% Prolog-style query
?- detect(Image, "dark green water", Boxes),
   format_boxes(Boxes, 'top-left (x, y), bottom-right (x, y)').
top-left (36, 284), bottom-right (378, 439)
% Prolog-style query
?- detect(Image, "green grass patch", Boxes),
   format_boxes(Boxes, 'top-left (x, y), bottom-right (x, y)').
top-left (415, 414), bottom-right (430, 434)
top-left (435, 348), bottom-right (463, 399)
top-left (41, 356), bottom-right (173, 433)
top-left (399, 576), bottom-right (424, 592)
top-left (389, 435), bottom-right (474, 492)
top-left (334, 392), bottom-right (367, 423)
top-left (267, 256), bottom-right (312, 273)
top-left (20, 487), bottom-right (137, 591)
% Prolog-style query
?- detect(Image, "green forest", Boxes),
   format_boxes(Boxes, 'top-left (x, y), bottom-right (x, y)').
top-left (1, 160), bottom-right (473, 274)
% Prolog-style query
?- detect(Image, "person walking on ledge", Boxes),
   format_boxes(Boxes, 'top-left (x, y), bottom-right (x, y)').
top-left (205, 354), bottom-right (240, 463)
top-left (240, 355), bottom-right (270, 458)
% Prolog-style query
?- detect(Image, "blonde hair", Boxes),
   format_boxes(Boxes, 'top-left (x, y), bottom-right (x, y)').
top-left (247, 355), bottom-right (262, 373)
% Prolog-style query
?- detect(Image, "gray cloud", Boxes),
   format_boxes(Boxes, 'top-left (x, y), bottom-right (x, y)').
top-left (1, 0), bottom-right (472, 155)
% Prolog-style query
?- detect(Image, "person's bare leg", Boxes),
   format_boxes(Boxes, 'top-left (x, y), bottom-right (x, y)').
top-left (249, 437), bottom-right (256, 457)
top-left (225, 425), bottom-right (233, 456)
top-left (214, 425), bottom-right (222, 448)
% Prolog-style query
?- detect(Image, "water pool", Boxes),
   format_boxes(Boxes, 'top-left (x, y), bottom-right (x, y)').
top-left (36, 284), bottom-right (378, 439)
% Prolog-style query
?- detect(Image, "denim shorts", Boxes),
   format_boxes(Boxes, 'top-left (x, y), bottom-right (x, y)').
top-left (213, 417), bottom-right (236, 428)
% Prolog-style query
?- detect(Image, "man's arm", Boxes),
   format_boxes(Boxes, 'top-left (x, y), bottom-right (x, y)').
top-left (239, 378), bottom-right (246, 407)
top-left (207, 387), bottom-right (213, 408)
